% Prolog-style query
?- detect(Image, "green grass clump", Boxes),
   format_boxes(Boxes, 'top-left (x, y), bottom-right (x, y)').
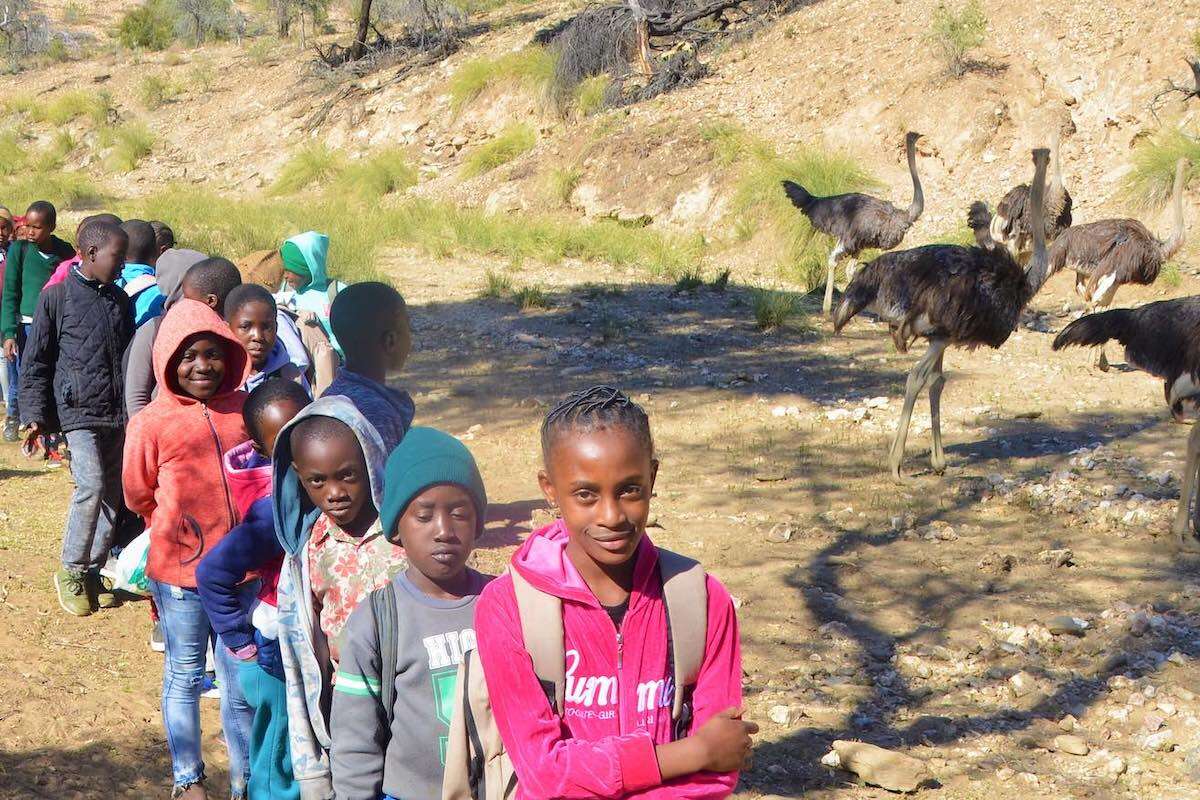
top-left (0, 129), bottom-right (29, 176)
top-left (544, 166), bottom-right (581, 206)
top-left (449, 47), bottom-right (557, 112)
top-left (271, 143), bottom-right (346, 195)
top-left (1161, 261), bottom-right (1183, 289)
top-left (514, 284), bottom-right (549, 310)
top-left (700, 120), bottom-right (770, 167)
top-left (189, 64), bottom-right (217, 92)
top-left (138, 73), bottom-right (180, 109)
top-left (929, 0), bottom-right (987, 76)
top-left (117, 0), bottom-right (177, 51)
top-left (463, 123), bottom-right (536, 177)
top-left (480, 269), bottom-right (513, 298)
top-left (930, 223), bottom-right (977, 246)
top-left (0, 171), bottom-right (103, 212)
top-left (1122, 127), bottom-right (1200, 209)
top-left (4, 95), bottom-right (36, 117)
top-left (752, 289), bottom-right (802, 331)
top-left (88, 92), bottom-right (117, 128)
top-left (673, 269), bottom-right (704, 293)
top-left (731, 139), bottom-right (876, 288)
top-left (40, 91), bottom-right (91, 125)
top-left (331, 149), bottom-right (417, 201)
top-left (574, 74), bottom-right (611, 117)
top-left (103, 122), bottom-right (155, 172)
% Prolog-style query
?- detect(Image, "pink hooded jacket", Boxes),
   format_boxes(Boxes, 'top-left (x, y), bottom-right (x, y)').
top-left (475, 521), bottom-right (742, 799)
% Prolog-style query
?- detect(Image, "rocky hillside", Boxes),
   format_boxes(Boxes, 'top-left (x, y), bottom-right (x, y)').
top-left (4, 0), bottom-right (1199, 285)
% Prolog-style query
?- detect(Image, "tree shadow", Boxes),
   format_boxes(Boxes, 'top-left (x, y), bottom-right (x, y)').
top-left (483, 498), bottom-right (546, 548)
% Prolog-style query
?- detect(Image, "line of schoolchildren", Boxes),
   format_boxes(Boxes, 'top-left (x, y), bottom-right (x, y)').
top-left (13, 197), bottom-right (758, 800)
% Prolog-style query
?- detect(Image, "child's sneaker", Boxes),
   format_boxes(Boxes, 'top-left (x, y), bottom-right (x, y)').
top-left (88, 571), bottom-right (120, 609)
top-left (150, 621), bottom-right (166, 653)
top-left (200, 672), bottom-right (221, 699)
top-left (53, 568), bottom-right (93, 616)
top-left (2, 417), bottom-right (18, 442)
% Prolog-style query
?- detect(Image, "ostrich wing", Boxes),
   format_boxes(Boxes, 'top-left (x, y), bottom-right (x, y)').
top-left (1055, 220), bottom-right (1161, 284)
top-left (805, 194), bottom-right (910, 253)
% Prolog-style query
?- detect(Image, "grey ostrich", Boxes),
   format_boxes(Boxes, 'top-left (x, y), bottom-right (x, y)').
top-left (781, 131), bottom-right (924, 316)
top-left (833, 148), bottom-right (1051, 481)
top-left (1048, 157), bottom-right (1188, 369)
top-left (1053, 298), bottom-right (1200, 550)
top-left (990, 130), bottom-right (1072, 260)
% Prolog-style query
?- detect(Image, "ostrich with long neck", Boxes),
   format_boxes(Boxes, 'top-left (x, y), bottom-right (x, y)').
top-left (781, 131), bottom-right (924, 316)
top-left (1053, 296), bottom-right (1200, 550)
top-left (834, 148), bottom-right (1052, 480)
top-left (991, 130), bottom-right (1073, 260)
top-left (1048, 157), bottom-right (1189, 369)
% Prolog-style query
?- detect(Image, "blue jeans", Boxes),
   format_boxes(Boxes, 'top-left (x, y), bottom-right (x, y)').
top-left (150, 579), bottom-right (256, 797)
top-left (5, 322), bottom-right (29, 419)
top-left (61, 428), bottom-right (124, 572)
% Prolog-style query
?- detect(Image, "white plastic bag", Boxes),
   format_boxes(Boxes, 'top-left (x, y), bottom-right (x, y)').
top-left (107, 530), bottom-right (151, 596)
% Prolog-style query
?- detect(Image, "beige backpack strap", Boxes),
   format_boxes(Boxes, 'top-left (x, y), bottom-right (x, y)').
top-left (511, 567), bottom-right (565, 714)
top-left (442, 655), bottom-right (473, 800)
top-left (657, 548), bottom-right (708, 720)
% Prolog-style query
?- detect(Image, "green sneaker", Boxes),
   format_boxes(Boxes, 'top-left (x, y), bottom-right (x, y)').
top-left (90, 572), bottom-right (120, 609)
top-left (54, 569), bottom-right (94, 617)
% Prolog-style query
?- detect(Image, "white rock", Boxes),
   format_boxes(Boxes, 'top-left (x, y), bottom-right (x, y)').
top-left (1009, 671), bottom-right (1037, 697)
top-left (768, 705), bottom-right (797, 726)
top-left (820, 749), bottom-right (842, 768)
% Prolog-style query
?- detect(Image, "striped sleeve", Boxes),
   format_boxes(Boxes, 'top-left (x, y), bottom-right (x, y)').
top-left (330, 593), bottom-right (390, 800)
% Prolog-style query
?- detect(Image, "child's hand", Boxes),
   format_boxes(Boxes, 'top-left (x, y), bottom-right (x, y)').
top-left (21, 423), bottom-right (40, 457)
top-left (2, 339), bottom-right (14, 361)
top-left (694, 707), bottom-right (758, 772)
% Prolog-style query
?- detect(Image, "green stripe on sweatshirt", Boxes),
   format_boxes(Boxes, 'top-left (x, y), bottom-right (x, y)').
top-left (334, 671), bottom-right (381, 697)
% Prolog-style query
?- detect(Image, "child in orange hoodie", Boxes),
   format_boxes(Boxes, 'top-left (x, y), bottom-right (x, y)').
top-left (123, 297), bottom-right (255, 800)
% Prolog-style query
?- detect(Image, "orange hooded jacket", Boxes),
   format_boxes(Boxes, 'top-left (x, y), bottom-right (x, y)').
top-left (123, 298), bottom-right (251, 588)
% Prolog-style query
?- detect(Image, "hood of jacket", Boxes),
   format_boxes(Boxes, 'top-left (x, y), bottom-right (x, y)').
top-left (157, 248), bottom-right (207, 311)
top-left (271, 395), bottom-right (387, 557)
top-left (282, 231), bottom-right (330, 292)
top-left (152, 298), bottom-right (250, 406)
top-left (510, 519), bottom-right (662, 609)
top-left (119, 262), bottom-right (154, 283)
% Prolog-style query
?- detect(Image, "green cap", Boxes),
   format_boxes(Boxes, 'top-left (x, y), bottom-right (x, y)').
top-left (381, 427), bottom-right (488, 543)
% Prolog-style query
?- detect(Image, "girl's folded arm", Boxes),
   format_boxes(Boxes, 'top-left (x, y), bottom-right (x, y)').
top-left (475, 583), bottom-right (663, 800)
top-left (629, 575), bottom-right (743, 799)
top-left (196, 507), bottom-right (279, 652)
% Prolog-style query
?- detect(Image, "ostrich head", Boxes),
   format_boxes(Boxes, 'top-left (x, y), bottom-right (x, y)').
top-left (967, 201), bottom-right (997, 249)
top-left (904, 131), bottom-right (924, 224)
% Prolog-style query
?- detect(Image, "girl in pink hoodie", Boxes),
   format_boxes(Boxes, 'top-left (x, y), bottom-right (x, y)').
top-left (475, 385), bottom-right (757, 800)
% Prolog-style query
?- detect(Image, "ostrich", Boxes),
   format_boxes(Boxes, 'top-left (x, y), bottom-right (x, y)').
top-left (1052, 299), bottom-right (1200, 550)
top-left (781, 131), bottom-right (924, 316)
top-left (990, 131), bottom-right (1073, 260)
top-left (833, 148), bottom-right (1051, 481)
top-left (1048, 157), bottom-right (1188, 370)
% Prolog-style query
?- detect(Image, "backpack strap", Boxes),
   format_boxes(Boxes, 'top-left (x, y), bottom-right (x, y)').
top-left (510, 567), bottom-right (565, 714)
top-left (657, 548), bottom-right (708, 720)
top-left (123, 274), bottom-right (158, 299)
top-left (327, 280), bottom-right (340, 305)
top-left (370, 582), bottom-right (399, 726)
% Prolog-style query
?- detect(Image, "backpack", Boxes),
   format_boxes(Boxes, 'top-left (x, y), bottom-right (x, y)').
top-left (439, 549), bottom-right (709, 800)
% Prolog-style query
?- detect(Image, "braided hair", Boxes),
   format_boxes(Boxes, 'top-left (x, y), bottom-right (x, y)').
top-left (540, 385), bottom-right (653, 460)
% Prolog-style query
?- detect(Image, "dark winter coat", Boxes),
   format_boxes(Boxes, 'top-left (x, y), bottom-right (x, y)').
top-left (19, 268), bottom-right (134, 433)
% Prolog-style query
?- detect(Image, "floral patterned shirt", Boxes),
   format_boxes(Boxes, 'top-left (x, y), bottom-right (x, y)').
top-left (306, 513), bottom-right (407, 646)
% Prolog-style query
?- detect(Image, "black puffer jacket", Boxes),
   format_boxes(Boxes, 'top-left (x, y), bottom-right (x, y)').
top-left (20, 268), bottom-right (134, 433)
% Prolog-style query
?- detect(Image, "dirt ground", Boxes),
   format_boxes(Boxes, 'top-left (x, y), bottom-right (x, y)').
top-left (2, 247), bottom-right (1198, 799)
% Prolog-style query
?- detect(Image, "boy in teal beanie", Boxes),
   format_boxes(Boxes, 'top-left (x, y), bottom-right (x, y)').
top-left (330, 427), bottom-right (492, 800)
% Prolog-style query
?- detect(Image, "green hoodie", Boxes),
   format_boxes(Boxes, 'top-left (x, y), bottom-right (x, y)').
top-left (278, 231), bottom-right (343, 354)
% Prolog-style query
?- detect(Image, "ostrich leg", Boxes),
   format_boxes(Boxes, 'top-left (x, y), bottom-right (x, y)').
top-left (1171, 421), bottom-right (1200, 551)
top-left (823, 242), bottom-right (846, 317)
top-left (889, 339), bottom-right (949, 481)
top-left (928, 348), bottom-right (948, 474)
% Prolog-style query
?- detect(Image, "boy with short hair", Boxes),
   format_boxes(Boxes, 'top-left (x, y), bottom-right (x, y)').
top-left (118, 219), bottom-right (166, 327)
top-left (1, 200), bottom-right (75, 440)
top-left (326, 282), bottom-right (415, 452)
top-left (151, 220), bottom-right (175, 257)
top-left (20, 221), bottom-right (134, 615)
top-left (271, 396), bottom-right (407, 799)
top-left (330, 427), bottom-right (492, 800)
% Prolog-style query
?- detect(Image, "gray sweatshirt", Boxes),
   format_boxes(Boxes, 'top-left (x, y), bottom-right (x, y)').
top-left (330, 569), bottom-right (491, 800)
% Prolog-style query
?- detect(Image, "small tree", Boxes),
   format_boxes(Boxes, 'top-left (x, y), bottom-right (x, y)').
top-left (173, 0), bottom-right (235, 43)
top-left (929, 0), bottom-right (986, 77)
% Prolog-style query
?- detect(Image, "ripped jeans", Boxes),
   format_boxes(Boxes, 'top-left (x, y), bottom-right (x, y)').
top-left (150, 579), bottom-right (255, 797)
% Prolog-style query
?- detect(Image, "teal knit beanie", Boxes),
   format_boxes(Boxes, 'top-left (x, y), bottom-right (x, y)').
top-left (381, 427), bottom-right (488, 543)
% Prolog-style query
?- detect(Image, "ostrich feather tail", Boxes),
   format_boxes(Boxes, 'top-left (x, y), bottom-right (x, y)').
top-left (833, 259), bottom-right (884, 333)
top-left (1052, 309), bottom-right (1134, 351)
top-left (781, 180), bottom-right (816, 213)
